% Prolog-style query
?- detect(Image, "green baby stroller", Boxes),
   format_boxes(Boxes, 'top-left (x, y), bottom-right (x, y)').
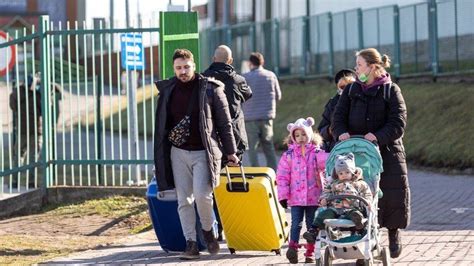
top-left (314, 136), bottom-right (390, 265)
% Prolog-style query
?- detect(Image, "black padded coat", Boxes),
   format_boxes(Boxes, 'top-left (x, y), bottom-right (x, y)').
top-left (202, 62), bottom-right (252, 156)
top-left (153, 74), bottom-right (237, 192)
top-left (317, 93), bottom-right (340, 152)
top-left (331, 81), bottom-right (410, 229)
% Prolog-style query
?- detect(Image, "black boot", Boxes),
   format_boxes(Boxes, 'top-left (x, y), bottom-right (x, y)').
top-left (388, 229), bottom-right (402, 258)
top-left (286, 240), bottom-right (299, 264)
top-left (180, 240), bottom-right (200, 260)
top-left (302, 228), bottom-right (318, 244)
top-left (202, 229), bottom-right (220, 255)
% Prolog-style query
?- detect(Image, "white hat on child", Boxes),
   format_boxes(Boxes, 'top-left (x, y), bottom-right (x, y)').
top-left (287, 117), bottom-right (315, 144)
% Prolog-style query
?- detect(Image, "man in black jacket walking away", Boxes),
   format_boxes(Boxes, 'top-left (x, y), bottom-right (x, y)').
top-left (203, 45), bottom-right (252, 161)
top-left (203, 45), bottom-right (252, 241)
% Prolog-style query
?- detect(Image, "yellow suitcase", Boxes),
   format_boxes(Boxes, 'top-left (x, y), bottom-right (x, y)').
top-left (214, 166), bottom-right (289, 254)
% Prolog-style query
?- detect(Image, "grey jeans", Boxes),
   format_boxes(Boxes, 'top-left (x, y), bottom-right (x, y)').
top-left (245, 119), bottom-right (278, 170)
top-left (171, 146), bottom-right (215, 241)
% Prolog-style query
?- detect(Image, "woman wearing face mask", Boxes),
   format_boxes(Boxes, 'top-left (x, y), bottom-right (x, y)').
top-left (331, 48), bottom-right (410, 259)
top-left (317, 68), bottom-right (356, 152)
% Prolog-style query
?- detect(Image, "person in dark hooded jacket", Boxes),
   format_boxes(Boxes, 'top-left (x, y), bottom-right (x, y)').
top-left (203, 45), bottom-right (252, 161)
top-left (317, 68), bottom-right (356, 152)
top-left (202, 45), bottom-right (252, 241)
top-left (331, 48), bottom-right (410, 259)
top-left (9, 74), bottom-right (43, 188)
top-left (9, 73), bottom-right (63, 188)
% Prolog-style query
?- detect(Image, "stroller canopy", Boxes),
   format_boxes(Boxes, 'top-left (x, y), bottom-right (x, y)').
top-left (326, 138), bottom-right (383, 195)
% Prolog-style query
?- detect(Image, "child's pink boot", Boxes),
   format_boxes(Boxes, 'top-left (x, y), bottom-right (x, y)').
top-left (304, 242), bottom-right (315, 263)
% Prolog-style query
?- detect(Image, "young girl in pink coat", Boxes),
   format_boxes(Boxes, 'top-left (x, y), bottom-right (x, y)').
top-left (277, 117), bottom-right (328, 264)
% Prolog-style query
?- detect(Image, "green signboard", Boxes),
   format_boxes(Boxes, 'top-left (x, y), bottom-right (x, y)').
top-left (159, 12), bottom-right (200, 79)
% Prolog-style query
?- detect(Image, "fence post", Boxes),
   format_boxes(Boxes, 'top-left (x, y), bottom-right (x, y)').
top-left (272, 19), bottom-right (280, 76)
top-left (207, 28), bottom-right (214, 70)
top-left (39, 15), bottom-right (52, 188)
top-left (428, 0), bottom-right (439, 79)
top-left (393, 5), bottom-right (401, 79)
top-left (454, 0), bottom-right (459, 71)
top-left (96, 75), bottom-right (102, 184)
top-left (357, 9), bottom-right (364, 49)
top-left (226, 25), bottom-right (232, 46)
top-left (301, 16), bottom-right (309, 77)
top-left (328, 12), bottom-right (334, 78)
top-left (249, 23), bottom-right (256, 53)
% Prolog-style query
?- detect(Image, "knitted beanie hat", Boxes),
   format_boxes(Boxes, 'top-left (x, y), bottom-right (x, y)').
top-left (287, 117), bottom-right (315, 144)
top-left (334, 68), bottom-right (356, 84)
top-left (335, 153), bottom-right (357, 174)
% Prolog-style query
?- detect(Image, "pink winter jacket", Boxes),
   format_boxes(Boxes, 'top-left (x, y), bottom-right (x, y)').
top-left (276, 144), bottom-right (329, 207)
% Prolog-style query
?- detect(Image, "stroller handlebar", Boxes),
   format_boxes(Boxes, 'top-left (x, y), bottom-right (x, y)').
top-left (339, 135), bottom-right (379, 146)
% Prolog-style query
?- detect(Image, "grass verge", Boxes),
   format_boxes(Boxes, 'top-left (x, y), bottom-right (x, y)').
top-left (0, 195), bottom-right (151, 264)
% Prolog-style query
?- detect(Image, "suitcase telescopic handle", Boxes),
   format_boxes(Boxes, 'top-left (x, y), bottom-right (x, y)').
top-left (224, 164), bottom-right (247, 191)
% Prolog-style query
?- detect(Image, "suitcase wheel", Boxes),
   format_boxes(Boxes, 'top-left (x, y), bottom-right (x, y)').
top-left (229, 248), bottom-right (236, 254)
top-left (272, 248), bottom-right (281, 255)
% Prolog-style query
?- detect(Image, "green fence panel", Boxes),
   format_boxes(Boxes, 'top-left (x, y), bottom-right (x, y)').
top-left (275, 18), bottom-right (291, 76)
top-left (197, 0), bottom-right (471, 79)
top-left (0, 21), bottom-right (43, 194)
top-left (454, 0), bottom-right (474, 72)
top-left (199, 29), bottom-right (211, 71)
top-left (428, 0), bottom-right (439, 77)
top-left (434, 0), bottom-right (474, 74)
top-left (1, 15), bottom-right (165, 197)
top-left (159, 12), bottom-right (199, 79)
top-left (399, 3), bottom-right (428, 75)
top-left (39, 15), bottom-right (53, 187)
top-left (331, 9), bottom-right (363, 74)
top-left (2, 0), bottom-right (474, 198)
top-left (228, 23), bottom-right (255, 74)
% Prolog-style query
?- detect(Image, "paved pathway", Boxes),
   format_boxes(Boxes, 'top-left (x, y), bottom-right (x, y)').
top-left (46, 168), bottom-right (474, 265)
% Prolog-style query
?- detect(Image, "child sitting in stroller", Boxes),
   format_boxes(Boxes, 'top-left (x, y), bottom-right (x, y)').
top-left (303, 152), bottom-right (372, 242)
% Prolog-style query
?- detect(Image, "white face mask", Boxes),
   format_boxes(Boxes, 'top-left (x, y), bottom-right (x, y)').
top-left (337, 88), bottom-right (343, 95)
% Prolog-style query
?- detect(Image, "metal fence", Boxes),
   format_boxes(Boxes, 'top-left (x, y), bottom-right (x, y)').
top-left (1, 1), bottom-right (472, 197)
top-left (200, 0), bottom-right (474, 79)
top-left (1, 16), bottom-right (160, 197)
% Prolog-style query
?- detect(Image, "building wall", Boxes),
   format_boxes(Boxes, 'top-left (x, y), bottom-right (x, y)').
top-left (0, 0), bottom-right (26, 12)
top-left (0, 0), bottom-right (84, 25)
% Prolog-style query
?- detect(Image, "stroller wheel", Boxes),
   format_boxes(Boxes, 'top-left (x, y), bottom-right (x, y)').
top-left (356, 259), bottom-right (373, 266)
top-left (381, 246), bottom-right (391, 266)
top-left (323, 247), bottom-right (332, 266)
top-left (315, 258), bottom-right (323, 266)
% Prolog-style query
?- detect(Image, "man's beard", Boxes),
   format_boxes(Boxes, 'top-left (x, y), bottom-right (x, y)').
top-left (179, 74), bottom-right (192, 82)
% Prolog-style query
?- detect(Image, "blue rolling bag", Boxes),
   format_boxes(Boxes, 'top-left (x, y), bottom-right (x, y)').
top-left (146, 177), bottom-right (216, 252)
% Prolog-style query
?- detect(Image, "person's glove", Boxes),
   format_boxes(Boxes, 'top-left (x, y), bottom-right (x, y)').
top-left (279, 199), bottom-right (288, 209)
